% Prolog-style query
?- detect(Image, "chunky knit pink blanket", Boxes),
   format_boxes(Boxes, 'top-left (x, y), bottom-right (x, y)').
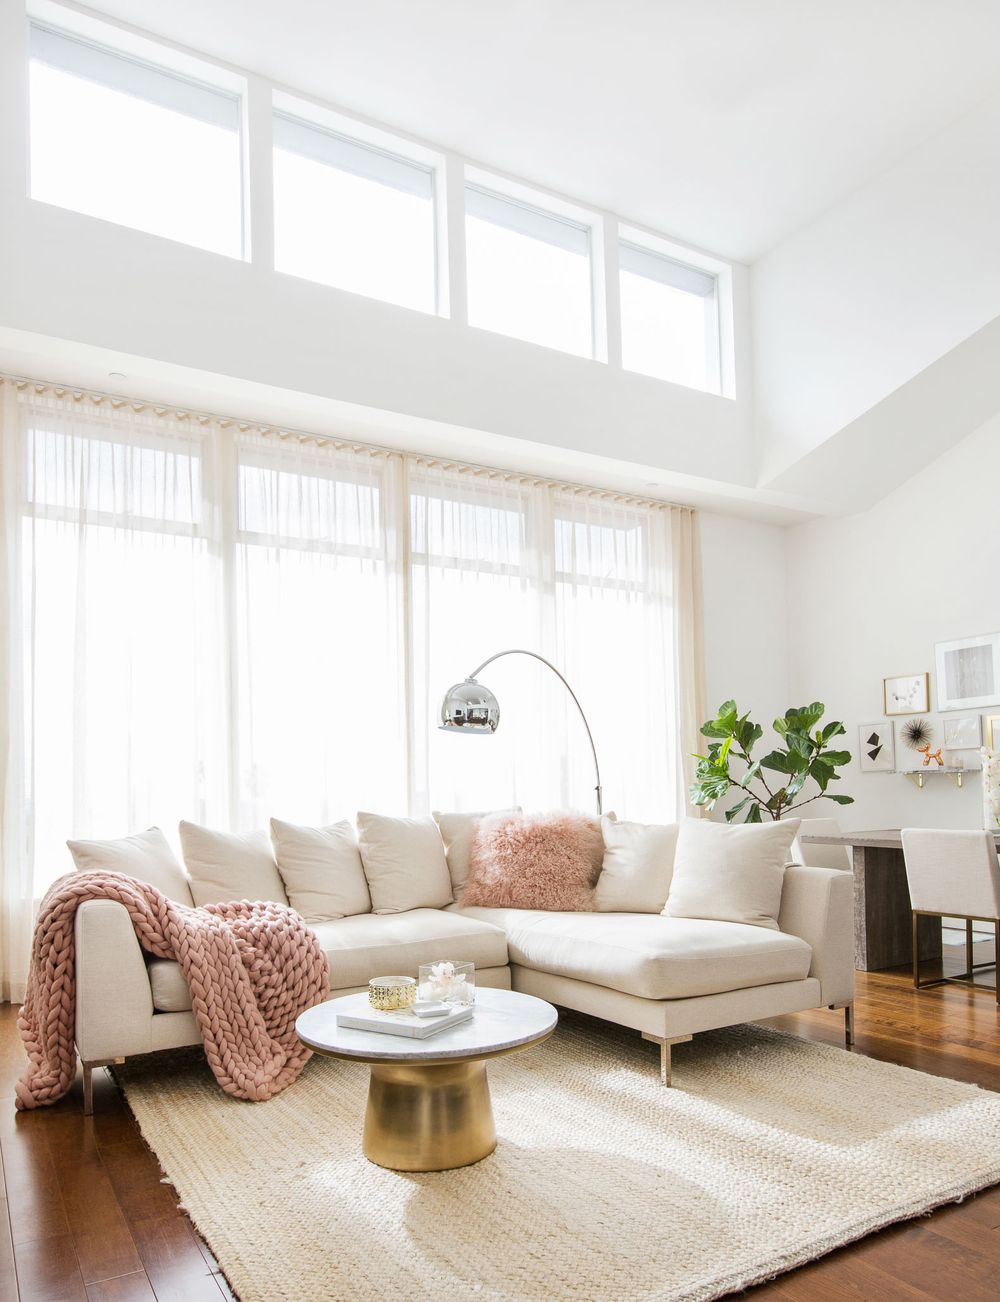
top-left (16, 870), bottom-right (330, 1110)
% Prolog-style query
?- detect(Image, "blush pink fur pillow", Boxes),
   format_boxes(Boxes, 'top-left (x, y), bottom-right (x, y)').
top-left (462, 812), bottom-right (602, 911)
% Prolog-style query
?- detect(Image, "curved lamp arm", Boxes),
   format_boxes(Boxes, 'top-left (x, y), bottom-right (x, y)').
top-left (467, 649), bottom-right (603, 815)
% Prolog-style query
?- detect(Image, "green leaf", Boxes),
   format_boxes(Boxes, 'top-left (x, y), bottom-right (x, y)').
top-left (821, 720), bottom-right (846, 742)
top-left (718, 735), bottom-right (733, 765)
top-left (724, 797), bottom-right (751, 822)
top-left (745, 803), bottom-right (763, 823)
top-left (820, 749), bottom-right (852, 766)
top-left (761, 749), bottom-right (805, 775)
top-left (825, 793), bottom-right (855, 805)
top-left (700, 720), bottom-right (731, 739)
top-left (809, 757), bottom-right (834, 791)
top-left (785, 770), bottom-right (808, 799)
top-left (733, 718), bottom-right (763, 753)
top-left (786, 729), bottom-right (814, 758)
top-left (743, 759), bottom-right (762, 783)
top-left (717, 700), bottom-right (738, 727)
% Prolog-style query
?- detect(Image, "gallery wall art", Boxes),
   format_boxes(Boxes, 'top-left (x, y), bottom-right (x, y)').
top-left (858, 721), bottom-right (895, 773)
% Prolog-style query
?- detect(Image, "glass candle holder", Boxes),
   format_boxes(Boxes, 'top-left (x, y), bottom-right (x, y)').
top-left (368, 975), bottom-right (416, 1011)
top-left (418, 960), bottom-right (475, 1006)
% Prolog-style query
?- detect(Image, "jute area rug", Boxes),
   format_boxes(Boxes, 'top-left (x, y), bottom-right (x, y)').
top-left (116, 1014), bottom-right (1000, 1302)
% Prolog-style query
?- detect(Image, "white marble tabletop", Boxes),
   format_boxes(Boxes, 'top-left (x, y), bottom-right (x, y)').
top-left (296, 987), bottom-right (557, 1063)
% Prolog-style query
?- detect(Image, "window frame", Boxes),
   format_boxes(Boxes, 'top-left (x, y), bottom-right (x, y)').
top-left (26, 13), bottom-right (248, 258)
top-left (463, 167), bottom-right (601, 361)
top-left (271, 91), bottom-right (445, 315)
top-left (617, 223), bottom-right (734, 397)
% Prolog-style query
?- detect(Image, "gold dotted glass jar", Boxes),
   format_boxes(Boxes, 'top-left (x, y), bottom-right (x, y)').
top-left (368, 975), bottom-right (417, 1011)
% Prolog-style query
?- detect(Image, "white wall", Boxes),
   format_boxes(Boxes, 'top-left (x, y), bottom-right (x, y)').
top-left (786, 413), bottom-right (1000, 830)
top-left (752, 89), bottom-right (1000, 483)
top-left (699, 512), bottom-right (790, 800)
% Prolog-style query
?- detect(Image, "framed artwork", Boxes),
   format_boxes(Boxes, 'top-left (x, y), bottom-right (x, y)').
top-left (942, 714), bottom-right (982, 749)
top-left (883, 672), bottom-right (929, 716)
top-left (858, 721), bottom-right (895, 773)
top-left (936, 633), bottom-right (1000, 710)
top-left (988, 716), bottom-right (1000, 750)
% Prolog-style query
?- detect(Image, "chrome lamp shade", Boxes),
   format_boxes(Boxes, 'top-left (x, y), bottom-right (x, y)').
top-left (437, 649), bottom-right (603, 813)
top-left (439, 678), bottom-right (500, 734)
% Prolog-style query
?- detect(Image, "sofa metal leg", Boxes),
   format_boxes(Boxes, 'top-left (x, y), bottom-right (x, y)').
top-left (828, 1001), bottom-right (854, 1047)
top-left (641, 1033), bottom-right (692, 1086)
top-left (82, 1057), bottom-right (125, 1116)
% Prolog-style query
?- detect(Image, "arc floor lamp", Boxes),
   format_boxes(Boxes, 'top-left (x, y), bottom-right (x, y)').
top-left (439, 649), bottom-right (603, 814)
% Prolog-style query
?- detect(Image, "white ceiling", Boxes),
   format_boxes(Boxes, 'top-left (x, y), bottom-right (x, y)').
top-left (81, 0), bottom-right (1000, 260)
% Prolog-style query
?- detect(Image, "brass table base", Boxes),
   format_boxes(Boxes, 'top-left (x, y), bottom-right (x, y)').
top-left (363, 1058), bottom-right (497, 1172)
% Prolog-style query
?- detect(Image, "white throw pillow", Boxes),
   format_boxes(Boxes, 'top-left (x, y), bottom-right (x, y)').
top-left (433, 808), bottom-right (520, 893)
top-left (270, 818), bottom-right (372, 921)
top-left (357, 812), bottom-right (453, 913)
top-left (67, 826), bottom-right (194, 905)
top-left (595, 816), bottom-right (679, 913)
top-left (179, 821), bottom-right (289, 909)
top-left (663, 818), bottom-right (801, 930)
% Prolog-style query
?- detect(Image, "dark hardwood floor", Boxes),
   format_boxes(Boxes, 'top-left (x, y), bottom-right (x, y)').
top-left (0, 968), bottom-right (996, 1301)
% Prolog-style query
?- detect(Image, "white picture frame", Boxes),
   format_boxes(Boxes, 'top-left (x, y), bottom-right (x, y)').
top-left (935, 633), bottom-right (1000, 711)
top-left (882, 672), bottom-right (929, 716)
top-left (942, 714), bottom-right (982, 750)
top-left (858, 721), bottom-right (895, 773)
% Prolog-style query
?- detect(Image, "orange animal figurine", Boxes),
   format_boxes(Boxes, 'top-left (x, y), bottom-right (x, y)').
top-left (917, 743), bottom-right (944, 768)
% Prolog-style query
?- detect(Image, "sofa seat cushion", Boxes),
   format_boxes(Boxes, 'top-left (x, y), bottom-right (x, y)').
top-left (450, 906), bottom-right (812, 1001)
top-left (147, 908), bottom-right (508, 1012)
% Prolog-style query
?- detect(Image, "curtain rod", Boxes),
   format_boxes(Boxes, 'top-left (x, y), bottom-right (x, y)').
top-left (1, 372), bottom-right (693, 513)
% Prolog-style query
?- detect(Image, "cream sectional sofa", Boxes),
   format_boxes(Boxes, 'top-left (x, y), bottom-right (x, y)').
top-left (72, 820), bottom-right (854, 1109)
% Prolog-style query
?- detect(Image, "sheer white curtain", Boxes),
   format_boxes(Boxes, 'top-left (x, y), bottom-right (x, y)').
top-left (0, 385), bottom-right (228, 998)
top-left (409, 460), bottom-right (703, 820)
top-left (232, 430), bottom-right (407, 825)
top-left (0, 379), bottom-right (704, 1000)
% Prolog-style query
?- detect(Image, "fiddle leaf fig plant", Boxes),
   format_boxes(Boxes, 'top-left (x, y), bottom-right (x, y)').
top-left (690, 700), bottom-right (854, 823)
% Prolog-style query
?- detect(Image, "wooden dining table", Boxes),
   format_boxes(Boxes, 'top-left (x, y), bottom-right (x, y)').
top-left (800, 828), bottom-right (1000, 972)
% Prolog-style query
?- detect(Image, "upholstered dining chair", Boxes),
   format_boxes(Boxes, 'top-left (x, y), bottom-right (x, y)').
top-left (900, 828), bottom-right (1000, 1002)
top-left (791, 818), bottom-right (852, 873)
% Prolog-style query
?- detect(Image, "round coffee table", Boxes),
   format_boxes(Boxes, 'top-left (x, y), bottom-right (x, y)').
top-left (296, 987), bottom-right (557, 1172)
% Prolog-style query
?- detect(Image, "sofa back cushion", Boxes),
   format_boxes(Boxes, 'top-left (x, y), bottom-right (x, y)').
top-left (179, 821), bottom-right (289, 908)
top-left (462, 811), bottom-right (601, 911)
top-left (433, 808), bottom-right (521, 893)
top-left (270, 818), bottom-right (372, 921)
top-left (67, 826), bottom-right (194, 906)
top-left (663, 818), bottom-right (800, 930)
top-left (356, 812), bottom-right (453, 913)
top-left (595, 816), bottom-right (679, 912)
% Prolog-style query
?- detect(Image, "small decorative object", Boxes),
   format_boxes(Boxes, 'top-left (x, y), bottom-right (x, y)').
top-left (981, 748), bottom-right (1000, 829)
top-left (942, 714), bottom-right (982, 750)
top-left (916, 743), bottom-right (944, 768)
top-left (900, 717), bottom-right (934, 751)
top-left (368, 975), bottom-right (416, 1012)
top-left (689, 700), bottom-right (853, 822)
top-left (418, 960), bottom-right (475, 1006)
top-left (883, 672), bottom-right (930, 716)
top-left (858, 721), bottom-right (895, 773)
top-left (935, 633), bottom-right (1000, 711)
